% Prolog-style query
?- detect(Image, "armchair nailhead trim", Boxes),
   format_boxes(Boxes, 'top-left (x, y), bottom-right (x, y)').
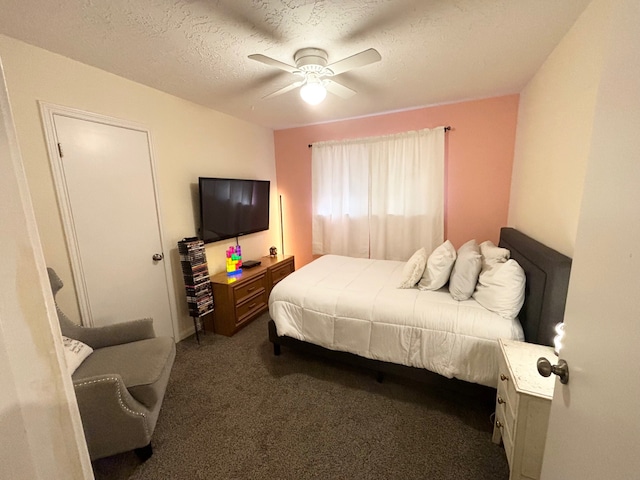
top-left (75, 377), bottom-right (150, 437)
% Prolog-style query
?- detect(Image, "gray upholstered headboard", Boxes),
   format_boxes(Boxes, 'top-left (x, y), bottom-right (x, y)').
top-left (499, 228), bottom-right (572, 347)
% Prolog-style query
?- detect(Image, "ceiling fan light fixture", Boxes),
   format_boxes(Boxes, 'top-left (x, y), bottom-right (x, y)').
top-left (300, 78), bottom-right (327, 105)
top-left (250, 47), bottom-right (381, 104)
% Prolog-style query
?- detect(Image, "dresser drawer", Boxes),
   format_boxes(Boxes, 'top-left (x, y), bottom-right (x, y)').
top-left (234, 275), bottom-right (266, 305)
top-left (211, 255), bottom-right (295, 337)
top-left (235, 290), bottom-right (268, 325)
top-left (270, 260), bottom-right (294, 288)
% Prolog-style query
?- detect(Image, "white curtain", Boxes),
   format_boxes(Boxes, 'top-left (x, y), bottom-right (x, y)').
top-left (312, 127), bottom-right (444, 260)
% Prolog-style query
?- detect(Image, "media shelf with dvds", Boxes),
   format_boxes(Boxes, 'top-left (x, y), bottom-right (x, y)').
top-left (178, 237), bottom-right (214, 343)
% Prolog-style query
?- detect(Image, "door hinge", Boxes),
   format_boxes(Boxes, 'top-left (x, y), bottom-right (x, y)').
top-left (57, 142), bottom-right (64, 158)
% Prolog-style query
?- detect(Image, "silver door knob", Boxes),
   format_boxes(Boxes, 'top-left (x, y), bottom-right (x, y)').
top-left (152, 253), bottom-right (164, 261)
top-left (537, 357), bottom-right (569, 384)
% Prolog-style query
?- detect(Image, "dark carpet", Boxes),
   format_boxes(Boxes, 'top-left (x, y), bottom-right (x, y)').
top-left (92, 313), bottom-right (509, 479)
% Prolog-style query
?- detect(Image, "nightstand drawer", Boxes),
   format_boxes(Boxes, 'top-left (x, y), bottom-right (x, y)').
top-left (497, 376), bottom-right (518, 435)
top-left (234, 275), bottom-right (266, 305)
top-left (496, 391), bottom-right (515, 437)
top-left (497, 353), bottom-right (517, 401)
top-left (496, 405), bottom-right (514, 466)
top-left (497, 355), bottom-right (518, 420)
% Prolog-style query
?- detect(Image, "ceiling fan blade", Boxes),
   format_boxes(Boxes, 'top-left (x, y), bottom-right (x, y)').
top-left (262, 80), bottom-right (304, 99)
top-left (324, 79), bottom-right (357, 99)
top-left (326, 48), bottom-right (382, 76)
top-left (248, 54), bottom-right (298, 74)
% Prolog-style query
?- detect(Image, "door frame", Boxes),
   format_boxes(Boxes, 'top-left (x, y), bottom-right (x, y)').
top-left (39, 102), bottom-right (175, 334)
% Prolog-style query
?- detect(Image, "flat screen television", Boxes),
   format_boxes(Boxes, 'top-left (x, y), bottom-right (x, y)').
top-left (198, 177), bottom-right (270, 244)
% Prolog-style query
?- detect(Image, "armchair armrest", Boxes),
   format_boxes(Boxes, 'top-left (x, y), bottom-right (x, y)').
top-left (62, 317), bottom-right (156, 349)
top-left (73, 374), bottom-right (154, 459)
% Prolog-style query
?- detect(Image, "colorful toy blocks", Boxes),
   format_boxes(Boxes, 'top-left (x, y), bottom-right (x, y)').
top-left (226, 245), bottom-right (243, 275)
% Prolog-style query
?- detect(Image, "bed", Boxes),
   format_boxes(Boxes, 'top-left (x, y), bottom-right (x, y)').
top-left (268, 228), bottom-right (572, 389)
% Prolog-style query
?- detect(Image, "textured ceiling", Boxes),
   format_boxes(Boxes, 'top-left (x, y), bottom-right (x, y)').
top-left (0, 0), bottom-right (591, 129)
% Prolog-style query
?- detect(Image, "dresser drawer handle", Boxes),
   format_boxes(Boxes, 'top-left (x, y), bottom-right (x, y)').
top-left (249, 303), bottom-right (256, 309)
top-left (497, 396), bottom-right (505, 405)
top-left (500, 374), bottom-right (509, 382)
top-left (496, 420), bottom-right (503, 429)
top-left (247, 286), bottom-right (256, 292)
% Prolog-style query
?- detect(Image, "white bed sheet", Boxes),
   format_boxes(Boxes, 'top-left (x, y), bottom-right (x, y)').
top-left (269, 254), bottom-right (524, 388)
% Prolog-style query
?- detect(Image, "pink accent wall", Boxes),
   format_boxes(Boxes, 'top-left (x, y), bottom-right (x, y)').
top-left (274, 95), bottom-right (519, 268)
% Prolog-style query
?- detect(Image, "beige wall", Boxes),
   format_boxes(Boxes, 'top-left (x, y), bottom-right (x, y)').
top-left (508, 0), bottom-right (613, 257)
top-left (0, 59), bottom-right (92, 479)
top-left (0, 35), bottom-right (278, 339)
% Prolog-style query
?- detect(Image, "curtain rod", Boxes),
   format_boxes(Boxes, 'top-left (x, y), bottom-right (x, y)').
top-left (308, 125), bottom-right (451, 148)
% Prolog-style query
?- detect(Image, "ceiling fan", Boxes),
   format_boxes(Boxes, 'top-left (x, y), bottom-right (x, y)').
top-left (248, 47), bottom-right (381, 105)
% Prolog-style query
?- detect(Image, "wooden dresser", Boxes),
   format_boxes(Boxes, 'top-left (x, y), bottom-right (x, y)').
top-left (492, 339), bottom-right (557, 480)
top-left (208, 255), bottom-right (294, 336)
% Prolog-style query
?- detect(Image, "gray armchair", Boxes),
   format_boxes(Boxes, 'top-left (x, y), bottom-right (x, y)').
top-left (47, 268), bottom-right (176, 461)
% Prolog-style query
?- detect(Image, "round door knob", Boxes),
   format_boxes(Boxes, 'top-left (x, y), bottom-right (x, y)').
top-left (497, 396), bottom-right (505, 405)
top-left (152, 253), bottom-right (164, 261)
top-left (537, 357), bottom-right (570, 384)
top-left (496, 420), bottom-right (503, 429)
top-left (500, 373), bottom-right (509, 382)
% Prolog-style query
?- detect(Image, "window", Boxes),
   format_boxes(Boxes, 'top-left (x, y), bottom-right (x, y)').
top-left (312, 127), bottom-right (445, 260)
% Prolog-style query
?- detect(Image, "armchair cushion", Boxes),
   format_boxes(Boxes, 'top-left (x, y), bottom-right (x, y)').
top-left (62, 336), bottom-right (94, 375)
top-left (73, 337), bottom-right (175, 409)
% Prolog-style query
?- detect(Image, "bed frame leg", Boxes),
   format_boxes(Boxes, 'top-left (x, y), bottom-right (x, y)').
top-left (376, 371), bottom-right (384, 383)
top-left (273, 343), bottom-right (281, 356)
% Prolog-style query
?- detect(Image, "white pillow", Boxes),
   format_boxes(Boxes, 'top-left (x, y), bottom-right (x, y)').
top-left (398, 247), bottom-right (428, 289)
top-left (62, 336), bottom-right (93, 375)
top-left (479, 240), bottom-right (510, 271)
top-left (418, 240), bottom-right (457, 291)
top-left (473, 259), bottom-right (526, 319)
top-left (448, 239), bottom-right (482, 301)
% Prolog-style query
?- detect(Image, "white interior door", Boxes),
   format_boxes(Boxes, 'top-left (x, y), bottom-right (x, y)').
top-left (47, 110), bottom-right (174, 339)
top-left (541, 2), bottom-right (640, 478)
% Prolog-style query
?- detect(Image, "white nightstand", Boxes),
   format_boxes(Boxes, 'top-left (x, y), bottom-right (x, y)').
top-left (492, 339), bottom-right (557, 480)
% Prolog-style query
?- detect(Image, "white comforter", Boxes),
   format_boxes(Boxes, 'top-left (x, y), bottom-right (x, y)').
top-left (269, 255), bottom-right (524, 388)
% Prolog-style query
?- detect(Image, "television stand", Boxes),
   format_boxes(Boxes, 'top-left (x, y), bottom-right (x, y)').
top-left (243, 260), bottom-right (261, 269)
